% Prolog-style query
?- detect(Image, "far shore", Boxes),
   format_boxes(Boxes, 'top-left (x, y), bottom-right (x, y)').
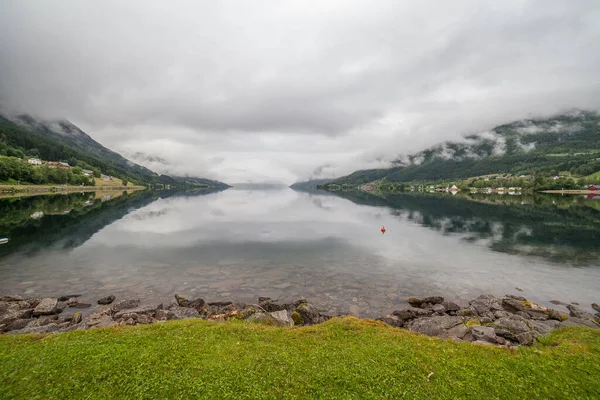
top-left (541, 189), bottom-right (600, 194)
top-left (0, 184), bottom-right (146, 199)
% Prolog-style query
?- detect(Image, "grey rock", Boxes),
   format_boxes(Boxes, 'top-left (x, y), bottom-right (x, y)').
top-left (494, 315), bottom-right (531, 334)
top-left (446, 323), bottom-right (469, 340)
top-left (514, 331), bottom-right (538, 345)
top-left (26, 317), bottom-right (57, 328)
top-left (58, 294), bottom-right (81, 302)
top-left (491, 310), bottom-right (508, 319)
top-left (501, 298), bottom-right (528, 313)
top-left (269, 310), bottom-right (294, 327)
top-left (111, 299), bottom-right (141, 313)
top-left (258, 300), bottom-right (286, 312)
top-left (3, 319), bottom-right (30, 332)
top-left (392, 307), bottom-right (434, 321)
top-left (85, 314), bottom-right (115, 328)
top-left (174, 295), bottom-right (206, 312)
top-left (442, 301), bottom-right (461, 312)
top-left (97, 295), bottom-right (116, 305)
top-left (296, 302), bottom-right (320, 325)
top-left (258, 297), bottom-right (271, 303)
top-left (33, 298), bottom-right (60, 316)
top-left (505, 294), bottom-right (527, 301)
top-left (480, 317), bottom-right (493, 324)
top-left (470, 296), bottom-right (503, 317)
top-left (0, 295), bottom-right (25, 302)
top-left (9, 323), bottom-right (59, 335)
top-left (136, 314), bottom-right (153, 324)
top-left (516, 311), bottom-right (531, 320)
top-left (378, 315), bottom-right (404, 328)
top-left (113, 305), bottom-right (158, 320)
top-left (529, 320), bottom-right (559, 335)
top-left (592, 303), bottom-right (600, 313)
top-left (164, 306), bottom-right (201, 320)
top-left (408, 315), bottom-right (464, 338)
top-left (432, 304), bottom-right (446, 315)
top-left (471, 326), bottom-right (499, 343)
top-left (566, 304), bottom-right (593, 319)
top-left (526, 310), bottom-right (549, 321)
top-left (406, 296), bottom-right (444, 307)
top-left (565, 317), bottom-right (599, 329)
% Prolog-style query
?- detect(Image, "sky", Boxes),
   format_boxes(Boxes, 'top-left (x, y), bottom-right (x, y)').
top-left (1, 1), bottom-right (599, 183)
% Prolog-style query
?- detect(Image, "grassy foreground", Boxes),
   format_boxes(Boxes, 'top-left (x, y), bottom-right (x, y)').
top-left (0, 318), bottom-right (599, 399)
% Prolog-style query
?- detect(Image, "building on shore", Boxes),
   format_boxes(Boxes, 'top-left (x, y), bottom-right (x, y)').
top-left (27, 158), bottom-right (43, 165)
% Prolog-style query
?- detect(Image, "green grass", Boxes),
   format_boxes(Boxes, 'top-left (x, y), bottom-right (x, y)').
top-left (585, 170), bottom-right (600, 182)
top-left (1, 318), bottom-right (599, 399)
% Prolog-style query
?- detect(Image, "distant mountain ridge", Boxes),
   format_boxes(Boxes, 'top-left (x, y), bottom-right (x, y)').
top-left (0, 112), bottom-right (229, 189)
top-left (328, 110), bottom-right (600, 185)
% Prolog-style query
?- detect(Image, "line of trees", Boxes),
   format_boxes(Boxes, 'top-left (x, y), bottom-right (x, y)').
top-left (0, 156), bottom-right (95, 186)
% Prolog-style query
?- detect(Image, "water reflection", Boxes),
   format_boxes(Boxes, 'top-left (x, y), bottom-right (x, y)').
top-left (0, 188), bottom-right (599, 317)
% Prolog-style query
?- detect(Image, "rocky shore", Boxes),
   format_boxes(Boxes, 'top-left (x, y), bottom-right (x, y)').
top-left (1, 293), bottom-right (599, 347)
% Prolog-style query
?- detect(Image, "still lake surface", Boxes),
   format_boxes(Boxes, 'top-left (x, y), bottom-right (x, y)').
top-left (1, 188), bottom-right (599, 317)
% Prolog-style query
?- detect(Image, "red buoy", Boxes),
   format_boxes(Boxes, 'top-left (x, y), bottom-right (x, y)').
top-left (381, 226), bottom-right (386, 234)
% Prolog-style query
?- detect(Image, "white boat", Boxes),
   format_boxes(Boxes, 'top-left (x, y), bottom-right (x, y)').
top-left (0, 238), bottom-right (8, 245)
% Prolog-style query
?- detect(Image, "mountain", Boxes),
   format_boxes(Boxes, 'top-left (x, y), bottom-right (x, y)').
top-left (327, 110), bottom-right (600, 186)
top-left (0, 112), bottom-right (229, 188)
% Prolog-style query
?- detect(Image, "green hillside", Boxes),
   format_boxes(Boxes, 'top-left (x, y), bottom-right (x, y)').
top-left (0, 114), bottom-right (229, 189)
top-left (327, 111), bottom-right (600, 188)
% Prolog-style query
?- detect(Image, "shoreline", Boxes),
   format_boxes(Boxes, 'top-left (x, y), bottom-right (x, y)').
top-left (0, 185), bottom-right (145, 199)
top-left (542, 189), bottom-right (599, 194)
top-left (2, 292), bottom-right (598, 347)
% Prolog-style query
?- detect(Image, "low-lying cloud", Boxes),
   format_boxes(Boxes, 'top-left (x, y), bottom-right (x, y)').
top-left (1, 0), bottom-right (599, 183)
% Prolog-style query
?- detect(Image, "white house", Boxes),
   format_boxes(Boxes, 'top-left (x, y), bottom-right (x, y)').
top-left (28, 158), bottom-right (42, 165)
top-left (102, 175), bottom-right (111, 182)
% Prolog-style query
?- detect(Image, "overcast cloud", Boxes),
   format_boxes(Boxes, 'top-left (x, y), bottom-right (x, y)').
top-left (1, 0), bottom-right (599, 183)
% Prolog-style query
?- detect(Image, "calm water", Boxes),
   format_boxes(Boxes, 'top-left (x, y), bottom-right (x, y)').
top-left (1, 188), bottom-right (599, 317)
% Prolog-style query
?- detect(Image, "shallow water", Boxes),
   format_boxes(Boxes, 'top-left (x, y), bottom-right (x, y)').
top-left (1, 188), bottom-right (599, 317)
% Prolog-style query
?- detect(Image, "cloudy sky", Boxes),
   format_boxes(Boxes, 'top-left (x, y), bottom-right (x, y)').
top-left (1, 1), bottom-right (599, 183)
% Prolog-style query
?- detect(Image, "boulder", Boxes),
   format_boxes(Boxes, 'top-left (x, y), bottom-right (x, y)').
top-left (111, 299), bottom-right (141, 313)
top-left (58, 294), bottom-right (81, 302)
top-left (3, 319), bottom-right (30, 332)
top-left (408, 315), bottom-right (464, 338)
top-left (545, 308), bottom-right (569, 321)
top-left (157, 306), bottom-right (200, 321)
top-left (406, 296), bottom-right (444, 308)
top-left (258, 299), bottom-right (286, 312)
top-left (84, 314), bottom-right (115, 328)
top-left (494, 315), bottom-right (531, 334)
top-left (26, 317), bottom-right (57, 328)
top-left (501, 298), bottom-right (528, 313)
top-left (33, 298), bottom-right (60, 316)
top-left (442, 301), bottom-right (461, 312)
top-left (392, 307), bottom-right (434, 321)
top-left (113, 305), bottom-right (159, 320)
top-left (9, 323), bottom-right (59, 335)
top-left (505, 294), bottom-right (527, 301)
top-left (378, 315), bottom-right (404, 328)
top-left (566, 304), bottom-right (593, 319)
top-left (174, 295), bottom-right (206, 312)
top-left (529, 320), bottom-right (560, 335)
top-left (470, 295), bottom-right (503, 317)
top-left (514, 331), bottom-right (538, 345)
top-left (0, 295), bottom-right (25, 302)
top-left (295, 302), bottom-right (321, 325)
top-left (269, 310), bottom-right (294, 327)
top-left (247, 311), bottom-right (292, 327)
top-left (432, 304), bottom-right (446, 315)
top-left (446, 323), bottom-right (470, 340)
top-left (97, 295), bottom-right (116, 305)
top-left (564, 317), bottom-right (599, 329)
top-left (592, 303), bottom-right (600, 313)
top-left (471, 326), bottom-right (500, 344)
